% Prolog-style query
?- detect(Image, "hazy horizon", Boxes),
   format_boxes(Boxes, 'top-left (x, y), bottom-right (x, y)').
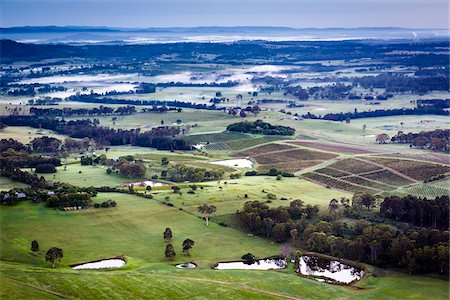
top-left (1, 0), bottom-right (448, 29)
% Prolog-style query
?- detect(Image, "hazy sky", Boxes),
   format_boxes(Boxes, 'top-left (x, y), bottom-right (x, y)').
top-left (1, 0), bottom-right (448, 28)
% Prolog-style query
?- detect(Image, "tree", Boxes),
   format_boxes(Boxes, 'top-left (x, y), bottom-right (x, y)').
top-left (45, 247), bottom-right (63, 268)
top-left (376, 133), bottom-right (390, 144)
top-left (290, 228), bottom-right (298, 243)
top-left (328, 199), bottom-right (340, 215)
top-left (163, 228), bottom-right (172, 242)
top-left (197, 204), bottom-right (217, 226)
top-left (182, 238), bottom-right (195, 256)
top-left (161, 157), bottom-right (169, 167)
top-left (31, 240), bottom-right (39, 253)
top-left (165, 244), bottom-right (176, 260)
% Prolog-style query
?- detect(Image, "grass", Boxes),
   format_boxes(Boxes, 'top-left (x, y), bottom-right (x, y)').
top-left (0, 177), bottom-right (28, 191)
top-left (24, 165), bottom-right (131, 188)
top-left (0, 193), bottom-right (279, 268)
top-left (0, 126), bottom-right (77, 144)
top-left (155, 176), bottom-right (353, 216)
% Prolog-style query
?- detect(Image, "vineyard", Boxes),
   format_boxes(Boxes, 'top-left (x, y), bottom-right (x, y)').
top-left (365, 157), bottom-right (449, 180)
top-left (234, 143), bottom-right (337, 172)
top-left (398, 184), bottom-right (450, 199)
top-left (303, 157), bottom-right (449, 194)
top-left (203, 136), bottom-right (286, 151)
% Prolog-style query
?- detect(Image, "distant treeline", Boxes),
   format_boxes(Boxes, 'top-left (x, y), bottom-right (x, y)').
top-left (2, 39), bottom-right (448, 68)
top-left (66, 94), bottom-right (217, 110)
top-left (30, 105), bottom-right (136, 117)
top-left (0, 116), bottom-right (192, 150)
top-left (301, 100), bottom-right (449, 121)
top-left (353, 74), bottom-right (449, 94)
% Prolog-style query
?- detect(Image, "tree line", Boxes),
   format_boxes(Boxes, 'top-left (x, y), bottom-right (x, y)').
top-left (30, 105), bottom-right (137, 117)
top-left (0, 116), bottom-right (193, 150)
top-left (380, 195), bottom-right (449, 230)
top-left (391, 129), bottom-right (449, 152)
top-left (300, 101), bottom-right (449, 121)
top-left (66, 94), bottom-right (218, 110)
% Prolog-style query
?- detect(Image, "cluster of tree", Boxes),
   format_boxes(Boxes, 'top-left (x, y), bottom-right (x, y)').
top-left (238, 200), bottom-right (319, 241)
top-left (93, 199), bottom-right (117, 208)
top-left (353, 74), bottom-right (449, 93)
top-left (66, 94), bottom-right (217, 110)
top-left (166, 164), bottom-right (224, 182)
top-left (227, 119), bottom-right (295, 136)
top-left (136, 82), bottom-right (156, 93)
top-left (0, 149), bottom-right (61, 169)
top-left (115, 159), bottom-right (147, 178)
top-left (30, 105), bottom-right (136, 117)
top-left (380, 195), bottom-right (449, 230)
top-left (0, 167), bottom-right (47, 190)
top-left (30, 136), bottom-right (62, 153)
top-left (306, 83), bottom-right (353, 100)
top-left (391, 129), bottom-right (449, 152)
top-left (35, 163), bottom-right (57, 173)
top-left (303, 219), bottom-right (449, 275)
top-left (0, 116), bottom-right (193, 150)
top-left (283, 86), bottom-right (309, 100)
top-left (163, 227), bottom-right (195, 259)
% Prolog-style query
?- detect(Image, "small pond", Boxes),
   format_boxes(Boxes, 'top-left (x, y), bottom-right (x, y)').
top-left (72, 258), bottom-right (126, 270)
top-left (210, 159), bottom-right (253, 169)
top-left (214, 258), bottom-right (286, 270)
top-left (124, 180), bottom-right (168, 188)
top-left (176, 262), bottom-right (197, 269)
top-left (297, 255), bottom-right (364, 284)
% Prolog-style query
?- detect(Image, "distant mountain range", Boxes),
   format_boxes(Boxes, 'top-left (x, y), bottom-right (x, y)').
top-left (0, 26), bottom-right (448, 44)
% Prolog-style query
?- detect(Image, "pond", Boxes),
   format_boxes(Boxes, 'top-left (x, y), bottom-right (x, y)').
top-left (72, 258), bottom-right (126, 270)
top-left (210, 158), bottom-right (253, 169)
top-left (176, 262), bottom-right (197, 269)
top-left (297, 255), bottom-right (364, 284)
top-left (124, 180), bottom-right (168, 188)
top-left (214, 258), bottom-right (286, 270)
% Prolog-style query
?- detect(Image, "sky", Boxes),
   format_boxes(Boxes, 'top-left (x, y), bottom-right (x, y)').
top-left (1, 0), bottom-right (448, 28)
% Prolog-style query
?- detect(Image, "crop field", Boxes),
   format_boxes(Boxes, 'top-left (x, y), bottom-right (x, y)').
top-left (235, 143), bottom-right (298, 156)
top-left (365, 157), bottom-right (449, 181)
top-left (301, 173), bottom-right (375, 194)
top-left (362, 169), bottom-right (415, 186)
top-left (287, 141), bottom-right (375, 155)
top-left (400, 184), bottom-right (450, 199)
top-left (330, 159), bottom-right (382, 174)
top-left (181, 131), bottom-right (251, 144)
top-left (302, 156), bottom-right (449, 194)
top-left (202, 135), bottom-right (287, 152)
top-left (233, 143), bottom-right (337, 172)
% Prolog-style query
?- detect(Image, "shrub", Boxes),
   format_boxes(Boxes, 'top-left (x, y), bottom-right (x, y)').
top-left (35, 164), bottom-right (57, 173)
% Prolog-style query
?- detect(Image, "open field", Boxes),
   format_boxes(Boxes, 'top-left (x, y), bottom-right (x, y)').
top-left (0, 177), bottom-right (28, 191)
top-left (155, 176), bottom-right (353, 216)
top-left (0, 126), bottom-right (78, 144)
top-left (0, 193), bottom-right (279, 267)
